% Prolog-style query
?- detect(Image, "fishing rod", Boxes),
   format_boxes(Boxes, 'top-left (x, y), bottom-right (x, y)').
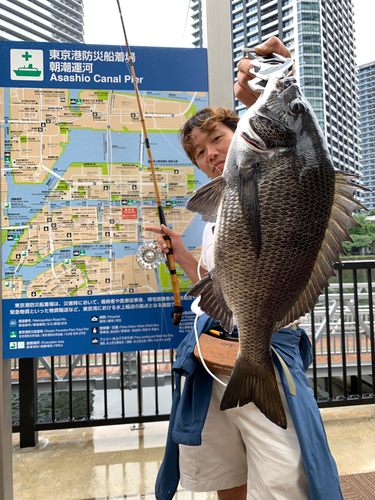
top-left (115, 0), bottom-right (183, 326)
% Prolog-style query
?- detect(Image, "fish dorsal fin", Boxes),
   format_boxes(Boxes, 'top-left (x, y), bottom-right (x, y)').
top-left (276, 171), bottom-right (366, 330)
top-left (238, 162), bottom-right (261, 257)
top-left (186, 176), bottom-right (225, 223)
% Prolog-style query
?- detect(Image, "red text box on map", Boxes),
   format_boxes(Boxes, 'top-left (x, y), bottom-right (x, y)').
top-left (122, 207), bottom-right (138, 220)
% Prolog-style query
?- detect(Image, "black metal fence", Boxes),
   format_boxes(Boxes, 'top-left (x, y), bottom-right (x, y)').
top-left (11, 260), bottom-right (375, 447)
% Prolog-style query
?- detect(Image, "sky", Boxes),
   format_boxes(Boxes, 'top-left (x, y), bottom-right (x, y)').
top-left (84, 0), bottom-right (192, 48)
top-left (352, 0), bottom-right (374, 66)
top-left (84, 0), bottom-right (374, 66)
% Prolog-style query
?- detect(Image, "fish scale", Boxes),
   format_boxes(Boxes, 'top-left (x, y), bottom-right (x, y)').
top-left (186, 75), bottom-right (366, 428)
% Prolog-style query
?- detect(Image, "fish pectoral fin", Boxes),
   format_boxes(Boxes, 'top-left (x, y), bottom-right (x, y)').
top-left (186, 176), bottom-right (225, 223)
top-left (186, 273), bottom-right (233, 333)
top-left (238, 162), bottom-right (261, 257)
top-left (220, 356), bottom-right (287, 430)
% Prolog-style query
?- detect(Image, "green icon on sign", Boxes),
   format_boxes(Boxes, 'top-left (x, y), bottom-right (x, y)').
top-left (65, 259), bottom-right (71, 264)
top-left (79, 250), bottom-right (86, 256)
top-left (171, 200), bottom-right (177, 206)
top-left (127, 200), bottom-right (133, 205)
top-left (76, 99), bottom-right (82, 104)
top-left (10, 331), bottom-right (17, 338)
top-left (22, 251), bottom-right (27, 257)
top-left (4, 158), bottom-right (10, 164)
top-left (5, 282), bottom-right (10, 288)
top-left (4, 203), bottom-right (10, 209)
top-left (13, 52), bottom-right (42, 78)
top-left (10, 343), bottom-right (17, 350)
top-left (14, 235), bottom-right (20, 241)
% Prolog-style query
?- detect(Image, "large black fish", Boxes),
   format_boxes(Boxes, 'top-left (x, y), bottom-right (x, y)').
top-left (186, 75), bottom-right (365, 429)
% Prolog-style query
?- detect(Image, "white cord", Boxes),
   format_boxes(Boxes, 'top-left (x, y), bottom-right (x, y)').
top-left (194, 307), bottom-right (227, 387)
top-left (197, 242), bottom-right (210, 281)
top-left (194, 243), bottom-right (227, 387)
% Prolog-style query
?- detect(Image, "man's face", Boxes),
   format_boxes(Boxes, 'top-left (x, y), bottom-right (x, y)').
top-left (189, 123), bottom-right (234, 179)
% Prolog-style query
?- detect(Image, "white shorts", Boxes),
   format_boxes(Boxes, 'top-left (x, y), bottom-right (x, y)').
top-left (179, 370), bottom-right (310, 500)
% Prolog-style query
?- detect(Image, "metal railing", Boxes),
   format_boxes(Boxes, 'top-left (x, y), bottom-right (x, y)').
top-left (11, 260), bottom-right (375, 446)
top-left (300, 262), bottom-right (375, 406)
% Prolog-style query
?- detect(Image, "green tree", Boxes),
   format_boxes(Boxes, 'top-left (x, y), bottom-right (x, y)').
top-left (342, 210), bottom-right (375, 255)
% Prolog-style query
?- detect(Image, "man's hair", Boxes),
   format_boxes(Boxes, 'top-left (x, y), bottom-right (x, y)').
top-left (179, 106), bottom-right (239, 165)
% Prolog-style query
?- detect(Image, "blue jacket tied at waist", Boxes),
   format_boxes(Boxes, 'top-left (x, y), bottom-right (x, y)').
top-left (155, 314), bottom-right (343, 500)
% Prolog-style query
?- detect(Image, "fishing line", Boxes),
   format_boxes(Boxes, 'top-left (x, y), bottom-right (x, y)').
top-left (182, 0), bottom-right (193, 44)
top-left (141, 96), bottom-right (198, 160)
top-left (121, 55), bottom-right (194, 161)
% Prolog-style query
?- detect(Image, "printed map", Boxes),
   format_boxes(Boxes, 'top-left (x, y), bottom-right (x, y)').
top-left (0, 86), bottom-right (209, 300)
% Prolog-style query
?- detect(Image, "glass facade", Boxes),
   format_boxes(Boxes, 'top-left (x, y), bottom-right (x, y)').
top-left (320, 0), bottom-right (359, 175)
top-left (298, 1), bottom-right (324, 130)
top-left (358, 62), bottom-right (375, 209)
top-left (190, 0), bottom-right (360, 176)
top-left (0, 0), bottom-right (84, 43)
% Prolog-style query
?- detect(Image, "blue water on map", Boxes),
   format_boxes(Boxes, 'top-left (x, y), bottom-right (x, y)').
top-left (2, 87), bottom-right (209, 298)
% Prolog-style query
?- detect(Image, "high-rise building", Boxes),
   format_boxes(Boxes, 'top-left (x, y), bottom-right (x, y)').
top-left (357, 61), bottom-right (375, 210)
top-left (0, 0), bottom-right (84, 43)
top-left (191, 0), bottom-right (360, 176)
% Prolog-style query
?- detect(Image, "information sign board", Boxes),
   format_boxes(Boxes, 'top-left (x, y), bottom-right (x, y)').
top-left (0, 41), bottom-right (209, 358)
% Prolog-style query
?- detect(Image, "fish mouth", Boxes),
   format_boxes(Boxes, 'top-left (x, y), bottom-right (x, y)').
top-left (241, 131), bottom-right (266, 151)
top-left (276, 76), bottom-right (298, 94)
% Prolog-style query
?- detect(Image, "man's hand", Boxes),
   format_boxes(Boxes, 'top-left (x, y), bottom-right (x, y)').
top-left (144, 224), bottom-right (206, 284)
top-left (234, 36), bottom-right (293, 108)
top-left (144, 224), bottom-right (185, 264)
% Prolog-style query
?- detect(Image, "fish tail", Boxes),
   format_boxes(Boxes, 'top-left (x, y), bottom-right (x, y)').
top-left (220, 356), bottom-right (287, 429)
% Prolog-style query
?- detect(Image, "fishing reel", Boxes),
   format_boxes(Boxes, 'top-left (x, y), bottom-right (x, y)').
top-left (135, 243), bottom-right (165, 270)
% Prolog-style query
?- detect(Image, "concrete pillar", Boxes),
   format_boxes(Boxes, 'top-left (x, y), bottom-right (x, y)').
top-left (202, 0), bottom-right (234, 109)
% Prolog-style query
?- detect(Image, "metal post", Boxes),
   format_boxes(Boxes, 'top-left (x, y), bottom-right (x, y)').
top-left (136, 351), bottom-right (143, 416)
top-left (202, 0), bottom-right (234, 109)
top-left (0, 357), bottom-right (13, 500)
top-left (19, 358), bottom-right (38, 448)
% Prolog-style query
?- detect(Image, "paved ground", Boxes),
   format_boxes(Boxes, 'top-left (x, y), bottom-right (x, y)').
top-left (12, 404), bottom-right (375, 500)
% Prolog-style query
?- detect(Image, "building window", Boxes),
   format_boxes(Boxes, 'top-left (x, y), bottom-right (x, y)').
top-left (298, 12), bottom-right (320, 22)
top-left (248, 35), bottom-right (258, 44)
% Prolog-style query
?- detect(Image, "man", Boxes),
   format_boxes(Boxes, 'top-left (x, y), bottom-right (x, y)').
top-left (148, 38), bottom-right (343, 500)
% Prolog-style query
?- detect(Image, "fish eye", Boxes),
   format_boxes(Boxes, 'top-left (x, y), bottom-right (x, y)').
top-left (290, 100), bottom-right (306, 114)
